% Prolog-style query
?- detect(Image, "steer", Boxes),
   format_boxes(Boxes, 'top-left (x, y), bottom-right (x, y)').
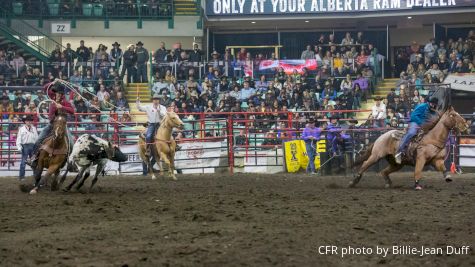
top-left (59, 134), bottom-right (127, 192)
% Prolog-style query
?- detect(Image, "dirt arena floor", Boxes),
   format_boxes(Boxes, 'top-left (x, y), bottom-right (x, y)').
top-left (0, 172), bottom-right (474, 266)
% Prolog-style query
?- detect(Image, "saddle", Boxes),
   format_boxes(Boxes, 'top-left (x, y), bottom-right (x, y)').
top-left (391, 129), bottom-right (426, 165)
top-left (40, 136), bottom-right (69, 156)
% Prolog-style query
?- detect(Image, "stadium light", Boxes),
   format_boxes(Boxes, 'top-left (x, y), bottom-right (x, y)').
top-left (407, 16), bottom-right (412, 19)
top-left (251, 21), bottom-right (256, 24)
top-left (305, 20), bottom-right (309, 23)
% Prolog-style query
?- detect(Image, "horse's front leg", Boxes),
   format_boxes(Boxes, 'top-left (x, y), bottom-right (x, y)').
top-left (51, 169), bottom-right (61, 191)
top-left (30, 166), bottom-right (55, 194)
top-left (432, 158), bottom-right (452, 182)
top-left (160, 151), bottom-right (176, 180)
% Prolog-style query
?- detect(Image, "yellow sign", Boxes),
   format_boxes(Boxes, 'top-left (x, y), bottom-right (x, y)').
top-left (284, 140), bottom-right (326, 173)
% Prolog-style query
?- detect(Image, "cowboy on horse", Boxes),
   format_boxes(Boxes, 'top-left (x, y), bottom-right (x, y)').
top-left (28, 80), bottom-right (75, 170)
top-left (394, 97), bottom-right (439, 164)
top-left (136, 93), bottom-right (167, 157)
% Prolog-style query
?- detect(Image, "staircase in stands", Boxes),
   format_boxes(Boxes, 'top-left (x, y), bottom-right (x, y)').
top-left (126, 83), bottom-right (150, 123)
top-left (356, 78), bottom-right (398, 122)
top-left (174, 0), bottom-right (200, 15)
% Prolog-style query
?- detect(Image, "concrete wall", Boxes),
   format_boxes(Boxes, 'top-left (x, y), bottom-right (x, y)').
top-left (389, 25), bottom-right (434, 47)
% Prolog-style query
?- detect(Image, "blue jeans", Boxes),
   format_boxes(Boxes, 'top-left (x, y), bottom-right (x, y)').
top-left (20, 144), bottom-right (34, 178)
top-left (146, 123), bottom-right (160, 143)
top-left (398, 122), bottom-right (419, 153)
top-left (306, 141), bottom-right (316, 173)
top-left (137, 63), bottom-right (148, 83)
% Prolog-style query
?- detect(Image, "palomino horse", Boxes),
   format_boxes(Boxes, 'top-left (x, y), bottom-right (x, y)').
top-left (138, 112), bottom-right (184, 180)
top-left (25, 114), bottom-right (70, 194)
top-left (350, 106), bottom-right (468, 190)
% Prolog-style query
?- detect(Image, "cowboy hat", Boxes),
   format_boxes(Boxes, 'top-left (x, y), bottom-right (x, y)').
top-left (51, 84), bottom-right (64, 94)
top-left (152, 93), bottom-right (161, 100)
top-left (112, 42), bottom-right (120, 47)
top-left (374, 96), bottom-right (383, 101)
top-left (190, 91), bottom-right (199, 98)
top-left (211, 50), bottom-right (220, 56)
top-left (127, 44), bottom-right (134, 49)
top-left (308, 117), bottom-right (316, 123)
top-left (22, 114), bottom-right (33, 122)
top-left (136, 41), bottom-right (144, 46)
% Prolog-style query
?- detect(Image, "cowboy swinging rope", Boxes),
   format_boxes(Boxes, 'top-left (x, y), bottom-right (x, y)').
top-left (53, 79), bottom-right (141, 128)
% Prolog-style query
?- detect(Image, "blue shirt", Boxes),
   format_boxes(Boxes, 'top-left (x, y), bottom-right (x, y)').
top-left (302, 126), bottom-right (321, 142)
top-left (239, 87), bottom-right (255, 100)
top-left (410, 103), bottom-right (435, 125)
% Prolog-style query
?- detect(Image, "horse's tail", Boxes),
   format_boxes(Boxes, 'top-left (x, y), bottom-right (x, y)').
top-left (353, 143), bottom-right (374, 167)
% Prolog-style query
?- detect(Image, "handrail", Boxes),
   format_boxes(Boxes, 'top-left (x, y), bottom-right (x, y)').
top-left (0, 5), bottom-right (66, 59)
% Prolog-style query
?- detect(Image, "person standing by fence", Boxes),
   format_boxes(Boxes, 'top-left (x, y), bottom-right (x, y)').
top-left (16, 115), bottom-right (38, 180)
top-left (302, 118), bottom-right (321, 174)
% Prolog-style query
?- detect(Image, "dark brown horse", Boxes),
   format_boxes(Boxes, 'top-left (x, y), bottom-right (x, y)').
top-left (27, 114), bottom-right (70, 194)
top-left (350, 106), bottom-right (469, 190)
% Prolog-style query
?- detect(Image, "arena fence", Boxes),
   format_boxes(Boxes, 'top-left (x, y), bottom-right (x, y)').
top-left (0, 110), bottom-right (472, 176)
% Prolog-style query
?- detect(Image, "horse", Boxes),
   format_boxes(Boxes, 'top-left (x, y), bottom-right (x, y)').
top-left (138, 112), bottom-right (184, 180)
top-left (349, 106), bottom-right (469, 190)
top-left (23, 114), bottom-right (70, 194)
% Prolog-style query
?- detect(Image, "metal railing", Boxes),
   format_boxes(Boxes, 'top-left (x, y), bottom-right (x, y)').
top-left (2, 0), bottom-right (174, 20)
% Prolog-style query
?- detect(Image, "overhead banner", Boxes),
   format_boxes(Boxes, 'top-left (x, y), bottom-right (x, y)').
top-left (444, 73), bottom-right (475, 92)
top-left (259, 59), bottom-right (318, 74)
top-left (206, 0), bottom-right (473, 17)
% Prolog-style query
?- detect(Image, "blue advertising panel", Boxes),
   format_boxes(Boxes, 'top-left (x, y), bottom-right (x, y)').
top-left (206, 0), bottom-right (475, 17)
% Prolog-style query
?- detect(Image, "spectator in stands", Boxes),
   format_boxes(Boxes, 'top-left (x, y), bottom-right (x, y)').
top-left (16, 115), bottom-right (38, 180)
top-left (96, 84), bottom-right (110, 102)
top-left (113, 91), bottom-right (129, 112)
top-left (110, 42), bottom-right (123, 70)
top-left (76, 40), bottom-right (90, 73)
top-left (424, 63), bottom-right (444, 83)
top-left (386, 88), bottom-right (396, 106)
top-left (341, 32), bottom-right (354, 45)
top-left (454, 59), bottom-right (469, 73)
top-left (411, 89), bottom-right (423, 108)
top-left (122, 44), bottom-right (137, 83)
top-left (1, 95), bottom-right (14, 120)
top-left (69, 70), bottom-right (82, 87)
top-left (135, 41), bottom-right (149, 83)
top-left (301, 45), bottom-right (315, 60)
top-left (189, 43), bottom-right (202, 63)
top-left (353, 74), bottom-right (369, 102)
top-left (100, 94), bottom-right (114, 111)
top-left (423, 38), bottom-right (437, 61)
top-left (12, 53), bottom-right (25, 74)
top-left (370, 96), bottom-right (386, 128)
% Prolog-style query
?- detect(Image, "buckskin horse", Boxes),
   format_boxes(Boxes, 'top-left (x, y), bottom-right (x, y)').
top-left (350, 106), bottom-right (469, 190)
top-left (21, 114), bottom-right (70, 194)
top-left (138, 112), bottom-right (184, 180)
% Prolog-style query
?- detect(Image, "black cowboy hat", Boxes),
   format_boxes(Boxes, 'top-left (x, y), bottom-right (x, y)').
top-left (22, 114), bottom-right (33, 122)
top-left (112, 42), bottom-right (120, 47)
top-left (51, 84), bottom-right (64, 94)
top-left (374, 96), bottom-right (383, 101)
top-left (427, 97), bottom-right (439, 104)
top-left (308, 117), bottom-right (316, 123)
top-left (136, 41), bottom-right (144, 46)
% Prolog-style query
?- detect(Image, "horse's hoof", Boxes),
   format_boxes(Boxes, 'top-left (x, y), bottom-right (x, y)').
top-left (348, 181), bottom-right (355, 188)
top-left (445, 177), bottom-right (453, 183)
top-left (29, 188), bottom-right (38, 195)
top-left (415, 185), bottom-right (423, 190)
top-left (385, 183), bottom-right (392, 189)
top-left (151, 175), bottom-right (157, 180)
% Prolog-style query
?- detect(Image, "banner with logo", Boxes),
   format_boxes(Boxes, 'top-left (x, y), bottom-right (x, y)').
top-left (284, 139), bottom-right (326, 172)
top-left (174, 142), bottom-right (222, 170)
top-left (444, 73), bottom-right (475, 92)
top-left (259, 59), bottom-right (317, 74)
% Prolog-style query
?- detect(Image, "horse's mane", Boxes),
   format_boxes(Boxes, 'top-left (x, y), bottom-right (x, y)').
top-left (420, 106), bottom-right (452, 132)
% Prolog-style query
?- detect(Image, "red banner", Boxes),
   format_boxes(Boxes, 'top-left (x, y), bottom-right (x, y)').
top-left (259, 59), bottom-right (318, 74)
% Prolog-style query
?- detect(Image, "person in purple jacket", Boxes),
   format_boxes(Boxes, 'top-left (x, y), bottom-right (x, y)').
top-left (302, 117), bottom-right (322, 174)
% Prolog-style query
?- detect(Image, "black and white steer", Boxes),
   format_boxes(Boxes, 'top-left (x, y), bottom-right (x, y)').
top-left (59, 134), bottom-right (127, 192)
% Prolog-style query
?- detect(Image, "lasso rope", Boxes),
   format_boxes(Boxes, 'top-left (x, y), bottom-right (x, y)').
top-left (55, 79), bottom-right (141, 128)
